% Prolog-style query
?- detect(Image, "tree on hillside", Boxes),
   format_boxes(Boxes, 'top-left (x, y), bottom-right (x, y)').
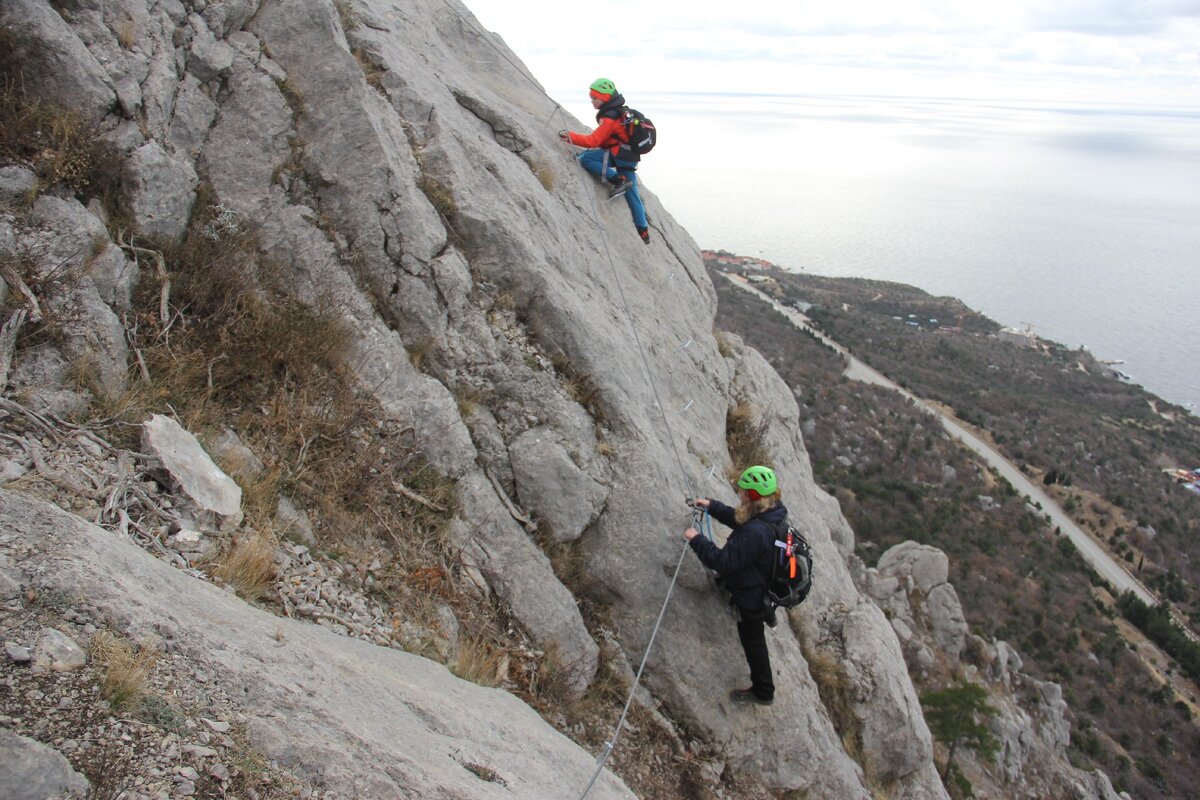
top-left (921, 682), bottom-right (999, 781)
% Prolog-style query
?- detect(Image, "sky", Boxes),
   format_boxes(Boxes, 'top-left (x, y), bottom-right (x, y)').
top-left (461, 0), bottom-right (1200, 107)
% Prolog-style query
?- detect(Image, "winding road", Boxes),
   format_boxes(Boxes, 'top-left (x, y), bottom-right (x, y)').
top-left (723, 273), bottom-right (1159, 607)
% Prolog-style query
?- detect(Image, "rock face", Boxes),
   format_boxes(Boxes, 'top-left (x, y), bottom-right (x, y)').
top-left (0, 0), bottom-right (1118, 797)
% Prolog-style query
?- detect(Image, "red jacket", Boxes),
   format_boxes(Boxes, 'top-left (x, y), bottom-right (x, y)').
top-left (567, 92), bottom-right (631, 160)
top-left (567, 116), bottom-right (627, 157)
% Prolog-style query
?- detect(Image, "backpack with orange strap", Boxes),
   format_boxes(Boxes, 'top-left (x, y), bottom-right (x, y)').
top-left (767, 519), bottom-right (813, 608)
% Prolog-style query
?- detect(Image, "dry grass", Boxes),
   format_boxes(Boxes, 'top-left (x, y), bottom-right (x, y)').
top-left (551, 354), bottom-right (601, 412)
top-left (209, 529), bottom-right (279, 601)
top-left (419, 174), bottom-right (457, 220)
top-left (530, 159), bottom-right (556, 191)
top-left (725, 402), bottom-right (772, 473)
top-left (276, 77), bottom-right (306, 117)
top-left (451, 634), bottom-right (507, 687)
top-left (352, 47), bottom-right (385, 90)
top-left (333, 0), bottom-right (360, 31)
top-left (715, 329), bottom-right (736, 358)
top-left (115, 17), bottom-right (137, 49)
top-left (90, 631), bottom-right (160, 711)
top-left (0, 37), bottom-right (124, 210)
top-left (797, 627), bottom-right (861, 760)
top-left (527, 644), bottom-right (584, 706)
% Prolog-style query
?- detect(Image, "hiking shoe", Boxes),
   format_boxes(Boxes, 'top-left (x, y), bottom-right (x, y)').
top-left (607, 175), bottom-right (631, 198)
top-left (730, 688), bottom-right (773, 706)
top-left (637, 226), bottom-right (650, 244)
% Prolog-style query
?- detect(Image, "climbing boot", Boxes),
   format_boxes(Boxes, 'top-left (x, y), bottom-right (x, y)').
top-left (607, 175), bottom-right (631, 199)
top-left (637, 226), bottom-right (650, 245)
top-left (730, 688), bottom-right (773, 706)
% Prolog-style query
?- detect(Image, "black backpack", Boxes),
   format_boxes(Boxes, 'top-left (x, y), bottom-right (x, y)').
top-left (620, 109), bottom-right (657, 156)
top-left (766, 520), bottom-right (813, 608)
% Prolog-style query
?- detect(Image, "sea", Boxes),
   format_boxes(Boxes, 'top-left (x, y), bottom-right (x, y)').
top-left (572, 92), bottom-right (1200, 413)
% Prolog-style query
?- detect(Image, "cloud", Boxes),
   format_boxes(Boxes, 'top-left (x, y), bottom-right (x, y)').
top-left (1024, 0), bottom-right (1200, 36)
top-left (464, 0), bottom-right (1200, 104)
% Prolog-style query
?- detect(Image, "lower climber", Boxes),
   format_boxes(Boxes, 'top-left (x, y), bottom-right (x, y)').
top-left (684, 465), bottom-right (784, 706)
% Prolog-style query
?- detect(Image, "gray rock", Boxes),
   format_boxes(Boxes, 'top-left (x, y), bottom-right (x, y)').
top-left (0, 565), bottom-right (23, 599)
top-left (87, 242), bottom-right (138, 312)
top-left (7, 344), bottom-right (90, 417)
top-left (142, 415), bottom-right (244, 532)
top-left (0, 729), bottom-right (90, 800)
top-left (207, 428), bottom-right (265, 480)
top-left (27, 195), bottom-right (129, 398)
top-left (187, 27), bottom-right (236, 82)
top-left (877, 542), bottom-right (948, 594)
top-left (0, 0), bottom-right (115, 122)
top-left (6, 642), bottom-right (32, 662)
top-left (0, 459), bottom-right (27, 483)
top-left (275, 496), bottom-right (316, 548)
top-left (0, 166), bottom-right (37, 206)
top-left (509, 427), bottom-right (607, 542)
top-left (32, 628), bottom-right (87, 672)
top-left (167, 75), bottom-right (219, 158)
top-left (126, 140), bottom-right (198, 243)
top-left (454, 472), bottom-right (598, 698)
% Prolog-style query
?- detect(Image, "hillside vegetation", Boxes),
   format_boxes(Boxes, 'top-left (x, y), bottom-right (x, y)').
top-left (709, 256), bottom-right (1200, 799)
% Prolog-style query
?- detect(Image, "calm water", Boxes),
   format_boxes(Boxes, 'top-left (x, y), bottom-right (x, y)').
top-left (598, 92), bottom-right (1200, 411)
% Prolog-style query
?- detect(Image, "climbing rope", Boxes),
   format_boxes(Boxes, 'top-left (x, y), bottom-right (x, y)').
top-left (431, 5), bottom-right (714, 796)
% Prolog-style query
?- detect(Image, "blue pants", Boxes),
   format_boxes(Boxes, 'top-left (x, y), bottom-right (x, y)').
top-left (577, 149), bottom-right (647, 230)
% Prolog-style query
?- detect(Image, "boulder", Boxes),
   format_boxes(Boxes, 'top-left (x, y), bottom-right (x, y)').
top-left (0, 0), bottom-right (115, 121)
top-left (126, 140), bottom-right (198, 242)
top-left (509, 427), bottom-right (607, 543)
top-left (141, 414), bottom-right (244, 532)
top-left (32, 627), bottom-right (86, 672)
top-left (0, 729), bottom-right (90, 800)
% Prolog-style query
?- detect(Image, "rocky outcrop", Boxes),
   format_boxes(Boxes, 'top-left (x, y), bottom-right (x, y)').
top-left (0, 488), bottom-right (634, 799)
top-left (866, 542), bottom-right (1129, 800)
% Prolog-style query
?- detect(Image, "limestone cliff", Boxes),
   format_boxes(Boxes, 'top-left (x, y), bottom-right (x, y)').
top-left (0, 0), bottom-right (1121, 798)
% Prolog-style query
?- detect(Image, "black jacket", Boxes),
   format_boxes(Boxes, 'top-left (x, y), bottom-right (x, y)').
top-left (689, 500), bottom-right (786, 612)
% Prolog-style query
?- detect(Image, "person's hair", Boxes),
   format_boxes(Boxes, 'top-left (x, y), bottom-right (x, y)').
top-left (735, 490), bottom-right (782, 526)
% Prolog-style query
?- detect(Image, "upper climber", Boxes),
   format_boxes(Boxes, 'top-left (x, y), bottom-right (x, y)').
top-left (558, 78), bottom-right (651, 245)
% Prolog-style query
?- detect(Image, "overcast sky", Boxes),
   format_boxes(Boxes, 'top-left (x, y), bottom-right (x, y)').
top-left (461, 0), bottom-right (1200, 107)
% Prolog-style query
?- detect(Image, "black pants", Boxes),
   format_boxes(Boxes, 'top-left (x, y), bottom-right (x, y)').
top-left (736, 615), bottom-right (774, 701)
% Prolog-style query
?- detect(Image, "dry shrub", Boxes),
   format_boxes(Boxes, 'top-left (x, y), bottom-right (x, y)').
top-left (419, 174), bottom-right (457, 220)
top-left (714, 329), bottom-right (736, 359)
top-left (352, 47), bottom-right (385, 90)
top-left (451, 635), bottom-right (507, 687)
top-left (90, 631), bottom-right (159, 711)
top-left (115, 17), bottom-right (137, 49)
top-left (551, 353), bottom-right (601, 411)
top-left (530, 159), bottom-right (555, 191)
top-left (528, 644), bottom-right (585, 707)
top-left (333, 0), bottom-right (360, 31)
top-left (0, 34), bottom-right (123, 207)
top-left (210, 529), bottom-right (278, 601)
top-left (797, 628), bottom-right (861, 759)
top-left (726, 402), bottom-right (772, 472)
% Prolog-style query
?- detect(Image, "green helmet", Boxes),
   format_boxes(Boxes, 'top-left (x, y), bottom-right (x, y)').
top-left (738, 465), bottom-right (777, 495)
top-left (589, 78), bottom-right (616, 95)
